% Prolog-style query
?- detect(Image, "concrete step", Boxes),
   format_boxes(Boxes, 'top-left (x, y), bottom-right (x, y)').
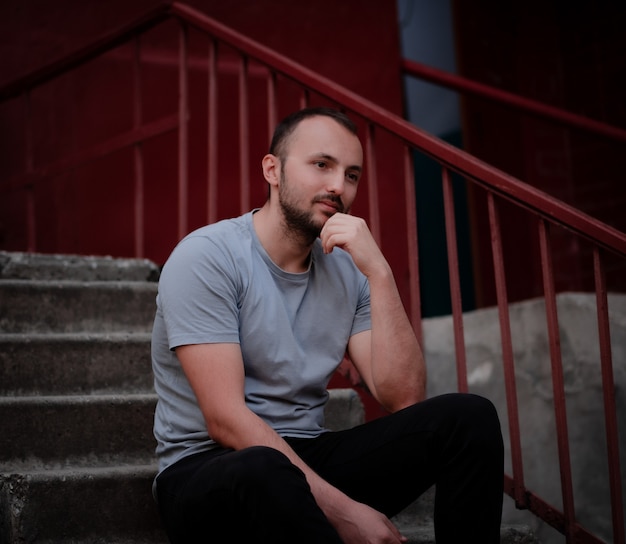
top-left (0, 389), bottom-right (365, 468)
top-left (0, 332), bottom-right (153, 396)
top-left (0, 394), bottom-right (157, 465)
top-left (323, 387), bottom-right (365, 431)
top-left (0, 464), bottom-right (166, 544)
top-left (399, 524), bottom-right (540, 544)
top-left (0, 280), bottom-right (157, 334)
top-left (0, 251), bottom-right (160, 282)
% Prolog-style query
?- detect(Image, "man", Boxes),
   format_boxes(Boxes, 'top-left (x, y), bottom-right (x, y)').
top-left (152, 107), bottom-right (504, 543)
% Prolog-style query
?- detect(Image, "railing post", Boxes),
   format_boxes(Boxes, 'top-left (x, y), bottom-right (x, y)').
top-left (24, 91), bottom-right (36, 252)
top-left (238, 55), bottom-right (250, 214)
top-left (442, 167), bottom-right (467, 392)
top-left (299, 88), bottom-right (310, 110)
top-left (593, 248), bottom-right (625, 544)
top-left (177, 21), bottom-right (189, 240)
top-left (365, 123), bottom-right (380, 245)
top-left (133, 37), bottom-right (145, 258)
top-left (538, 219), bottom-right (576, 541)
top-left (207, 39), bottom-right (218, 225)
top-left (487, 192), bottom-right (527, 508)
top-left (267, 70), bottom-right (277, 144)
top-left (403, 145), bottom-right (422, 342)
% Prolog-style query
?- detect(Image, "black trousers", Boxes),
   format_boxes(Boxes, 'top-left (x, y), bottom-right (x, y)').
top-left (155, 393), bottom-right (504, 543)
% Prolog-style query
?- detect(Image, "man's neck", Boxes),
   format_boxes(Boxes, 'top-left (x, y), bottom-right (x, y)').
top-left (252, 204), bottom-right (313, 273)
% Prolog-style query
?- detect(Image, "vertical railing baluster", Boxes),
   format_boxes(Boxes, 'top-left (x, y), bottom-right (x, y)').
top-left (442, 167), bottom-right (467, 392)
top-left (24, 91), bottom-right (36, 252)
top-left (177, 22), bottom-right (189, 239)
top-left (487, 192), bottom-right (526, 508)
top-left (365, 123), bottom-right (380, 245)
top-left (300, 88), bottom-right (309, 110)
top-left (403, 145), bottom-right (422, 342)
top-left (207, 39), bottom-right (218, 225)
top-left (267, 70), bottom-right (277, 144)
top-left (238, 55), bottom-right (250, 214)
top-left (538, 218), bottom-right (576, 541)
top-left (133, 37), bottom-right (144, 258)
top-left (593, 248), bottom-right (625, 544)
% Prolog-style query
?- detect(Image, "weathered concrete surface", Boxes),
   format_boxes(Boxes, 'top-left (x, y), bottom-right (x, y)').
top-left (0, 280), bottom-right (157, 334)
top-left (324, 387), bottom-right (366, 431)
top-left (0, 251), bottom-right (160, 282)
top-left (422, 292), bottom-right (626, 544)
top-left (0, 333), bottom-right (153, 395)
top-left (0, 394), bottom-right (157, 466)
top-left (0, 465), bottom-right (166, 544)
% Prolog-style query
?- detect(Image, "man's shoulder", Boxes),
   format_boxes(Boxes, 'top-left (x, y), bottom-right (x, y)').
top-left (184, 213), bottom-right (250, 242)
top-left (161, 213), bottom-right (253, 276)
top-left (171, 214), bottom-right (251, 257)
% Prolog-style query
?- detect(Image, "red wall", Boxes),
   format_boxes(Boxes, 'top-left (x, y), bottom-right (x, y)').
top-left (0, 0), bottom-right (405, 261)
top-left (452, 0), bottom-right (626, 303)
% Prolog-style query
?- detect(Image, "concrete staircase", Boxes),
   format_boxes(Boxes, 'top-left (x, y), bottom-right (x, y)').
top-left (0, 251), bottom-right (165, 544)
top-left (0, 251), bottom-right (540, 543)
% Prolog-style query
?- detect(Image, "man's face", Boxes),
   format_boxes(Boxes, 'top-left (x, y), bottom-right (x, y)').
top-left (277, 116), bottom-right (363, 241)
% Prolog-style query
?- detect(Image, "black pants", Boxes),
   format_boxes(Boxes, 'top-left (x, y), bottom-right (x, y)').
top-left (155, 393), bottom-right (504, 543)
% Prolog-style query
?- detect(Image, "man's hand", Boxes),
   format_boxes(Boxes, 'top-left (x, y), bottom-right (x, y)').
top-left (320, 213), bottom-right (389, 279)
top-left (327, 499), bottom-right (408, 544)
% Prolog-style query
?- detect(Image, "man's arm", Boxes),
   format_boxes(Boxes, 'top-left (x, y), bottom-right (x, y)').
top-left (320, 213), bottom-right (426, 412)
top-left (176, 342), bottom-right (407, 544)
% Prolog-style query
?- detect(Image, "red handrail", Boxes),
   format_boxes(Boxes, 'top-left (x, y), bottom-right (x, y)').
top-left (0, 3), bottom-right (171, 102)
top-left (401, 57), bottom-right (626, 144)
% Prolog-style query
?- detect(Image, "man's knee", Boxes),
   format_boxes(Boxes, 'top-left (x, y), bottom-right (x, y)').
top-left (454, 393), bottom-right (499, 424)
top-left (435, 393), bottom-right (503, 454)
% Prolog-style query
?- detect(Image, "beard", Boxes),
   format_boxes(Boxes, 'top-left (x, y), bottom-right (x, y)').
top-left (278, 168), bottom-right (345, 245)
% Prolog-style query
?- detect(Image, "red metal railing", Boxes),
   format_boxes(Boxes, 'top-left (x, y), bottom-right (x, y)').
top-left (1, 3), bottom-right (624, 542)
top-left (402, 53), bottom-right (626, 544)
top-left (401, 58), bottom-right (626, 144)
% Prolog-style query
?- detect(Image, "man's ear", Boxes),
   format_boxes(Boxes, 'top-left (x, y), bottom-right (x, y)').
top-left (262, 154), bottom-right (280, 188)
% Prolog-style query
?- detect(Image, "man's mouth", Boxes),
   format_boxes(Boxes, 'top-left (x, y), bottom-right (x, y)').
top-left (314, 195), bottom-right (344, 214)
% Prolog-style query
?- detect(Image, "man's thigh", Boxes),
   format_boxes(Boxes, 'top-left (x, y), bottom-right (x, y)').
top-left (286, 395), bottom-right (453, 516)
top-left (156, 446), bottom-right (343, 544)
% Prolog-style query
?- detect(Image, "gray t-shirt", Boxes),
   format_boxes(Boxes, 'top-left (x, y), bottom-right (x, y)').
top-left (152, 211), bottom-right (371, 474)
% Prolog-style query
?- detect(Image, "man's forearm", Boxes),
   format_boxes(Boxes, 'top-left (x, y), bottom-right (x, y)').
top-left (367, 264), bottom-right (426, 411)
top-left (209, 404), bottom-right (360, 532)
top-left (214, 407), bottom-right (406, 542)
top-left (318, 213), bottom-right (425, 410)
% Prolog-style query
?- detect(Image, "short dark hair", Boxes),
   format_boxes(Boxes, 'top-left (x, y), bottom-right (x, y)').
top-left (268, 107), bottom-right (358, 162)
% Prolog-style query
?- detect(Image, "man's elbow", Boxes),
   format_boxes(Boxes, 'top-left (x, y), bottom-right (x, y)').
top-left (382, 383), bottom-right (426, 413)
top-left (204, 413), bottom-right (245, 450)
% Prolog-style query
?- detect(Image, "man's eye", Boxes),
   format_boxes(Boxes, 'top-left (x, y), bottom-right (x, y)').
top-left (315, 161), bottom-right (327, 169)
top-left (346, 172), bottom-right (359, 183)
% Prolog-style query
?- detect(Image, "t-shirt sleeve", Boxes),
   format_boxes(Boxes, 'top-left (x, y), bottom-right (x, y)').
top-left (157, 234), bottom-right (241, 350)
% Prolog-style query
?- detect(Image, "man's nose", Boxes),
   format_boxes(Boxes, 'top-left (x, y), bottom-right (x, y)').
top-left (326, 173), bottom-right (345, 194)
